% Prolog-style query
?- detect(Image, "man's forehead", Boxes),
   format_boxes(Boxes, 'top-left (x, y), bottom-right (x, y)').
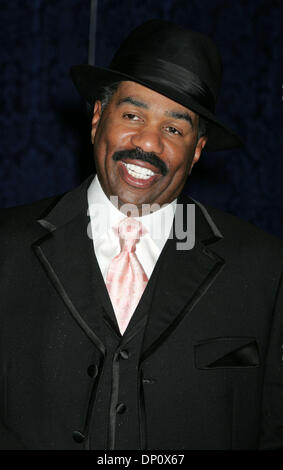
top-left (113, 80), bottom-right (196, 119)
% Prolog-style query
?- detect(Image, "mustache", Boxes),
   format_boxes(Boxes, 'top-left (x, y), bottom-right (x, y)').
top-left (112, 148), bottom-right (168, 176)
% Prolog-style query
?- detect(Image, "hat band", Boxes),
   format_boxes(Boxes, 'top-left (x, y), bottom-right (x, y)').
top-left (111, 55), bottom-right (216, 113)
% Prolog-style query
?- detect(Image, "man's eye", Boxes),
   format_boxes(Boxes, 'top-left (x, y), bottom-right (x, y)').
top-left (165, 126), bottom-right (182, 136)
top-left (123, 113), bottom-right (140, 121)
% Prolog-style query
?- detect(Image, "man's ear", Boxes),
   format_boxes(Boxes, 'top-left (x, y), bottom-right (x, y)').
top-left (91, 101), bottom-right (102, 144)
top-left (189, 135), bottom-right (207, 175)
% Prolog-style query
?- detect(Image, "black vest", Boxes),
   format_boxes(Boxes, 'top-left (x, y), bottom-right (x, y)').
top-left (72, 247), bottom-right (161, 450)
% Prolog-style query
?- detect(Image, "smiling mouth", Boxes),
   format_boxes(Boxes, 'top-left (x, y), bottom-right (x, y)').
top-left (118, 159), bottom-right (162, 189)
top-left (122, 161), bottom-right (157, 180)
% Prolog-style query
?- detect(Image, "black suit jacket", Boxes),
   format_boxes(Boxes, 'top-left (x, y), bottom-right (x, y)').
top-left (0, 175), bottom-right (283, 449)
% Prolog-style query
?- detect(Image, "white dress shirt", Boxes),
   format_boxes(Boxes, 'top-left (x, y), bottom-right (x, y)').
top-left (87, 175), bottom-right (176, 281)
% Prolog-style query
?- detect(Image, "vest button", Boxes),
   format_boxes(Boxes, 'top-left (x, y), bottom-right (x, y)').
top-left (116, 403), bottom-right (127, 414)
top-left (87, 364), bottom-right (98, 378)
top-left (72, 431), bottom-right (86, 443)
top-left (119, 349), bottom-right (129, 360)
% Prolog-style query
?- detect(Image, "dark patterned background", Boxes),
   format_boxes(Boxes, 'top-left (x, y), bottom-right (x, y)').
top-left (0, 0), bottom-right (282, 237)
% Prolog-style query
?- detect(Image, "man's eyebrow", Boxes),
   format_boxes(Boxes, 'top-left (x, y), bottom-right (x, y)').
top-left (165, 111), bottom-right (194, 128)
top-left (116, 96), bottom-right (149, 109)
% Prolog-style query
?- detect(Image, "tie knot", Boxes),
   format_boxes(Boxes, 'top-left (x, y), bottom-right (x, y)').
top-left (117, 217), bottom-right (145, 252)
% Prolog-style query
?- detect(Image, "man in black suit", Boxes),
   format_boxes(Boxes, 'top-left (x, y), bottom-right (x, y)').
top-left (0, 19), bottom-right (282, 450)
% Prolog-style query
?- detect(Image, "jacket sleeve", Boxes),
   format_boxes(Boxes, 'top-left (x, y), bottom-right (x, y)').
top-left (259, 270), bottom-right (283, 449)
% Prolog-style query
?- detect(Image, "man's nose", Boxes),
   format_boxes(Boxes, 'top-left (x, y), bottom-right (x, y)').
top-left (131, 127), bottom-right (164, 155)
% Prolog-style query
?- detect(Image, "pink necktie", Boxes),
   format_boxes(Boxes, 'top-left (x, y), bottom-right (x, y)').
top-left (106, 217), bottom-right (148, 335)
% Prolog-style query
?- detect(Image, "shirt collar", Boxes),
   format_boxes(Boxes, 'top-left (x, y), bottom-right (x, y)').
top-left (87, 175), bottom-right (176, 251)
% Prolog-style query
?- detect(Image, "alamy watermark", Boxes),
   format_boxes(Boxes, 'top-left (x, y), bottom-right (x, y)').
top-left (87, 196), bottom-right (195, 250)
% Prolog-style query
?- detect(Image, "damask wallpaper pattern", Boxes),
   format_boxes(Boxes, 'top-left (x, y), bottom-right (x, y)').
top-left (0, 0), bottom-right (282, 237)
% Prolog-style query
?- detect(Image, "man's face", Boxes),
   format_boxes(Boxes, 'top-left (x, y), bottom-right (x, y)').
top-left (91, 81), bottom-right (207, 211)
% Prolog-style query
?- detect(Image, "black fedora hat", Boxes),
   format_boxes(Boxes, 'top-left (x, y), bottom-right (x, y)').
top-left (71, 19), bottom-right (243, 151)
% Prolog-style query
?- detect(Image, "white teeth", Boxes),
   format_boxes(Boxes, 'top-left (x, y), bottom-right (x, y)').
top-left (122, 161), bottom-right (156, 180)
top-left (127, 169), bottom-right (151, 180)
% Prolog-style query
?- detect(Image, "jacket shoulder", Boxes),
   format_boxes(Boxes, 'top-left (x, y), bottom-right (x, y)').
top-left (0, 194), bottom-right (63, 238)
top-left (193, 199), bottom-right (283, 264)
top-left (202, 202), bottom-right (282, 244)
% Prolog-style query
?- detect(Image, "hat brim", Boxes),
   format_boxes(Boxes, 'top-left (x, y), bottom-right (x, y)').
top-left (70, 64), bottom-right (243, 151)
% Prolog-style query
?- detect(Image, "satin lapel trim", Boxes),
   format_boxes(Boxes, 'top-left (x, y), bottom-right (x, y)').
top-left (33, 210), bottom-right (106, 357)
top-left (140, 198), bottom-right (225, 362)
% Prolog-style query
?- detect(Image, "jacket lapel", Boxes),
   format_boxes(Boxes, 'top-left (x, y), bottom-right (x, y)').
top-left (32, 175), bottom-right (108, 356)
top-left (140, 195), bottom-right (226, 362)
